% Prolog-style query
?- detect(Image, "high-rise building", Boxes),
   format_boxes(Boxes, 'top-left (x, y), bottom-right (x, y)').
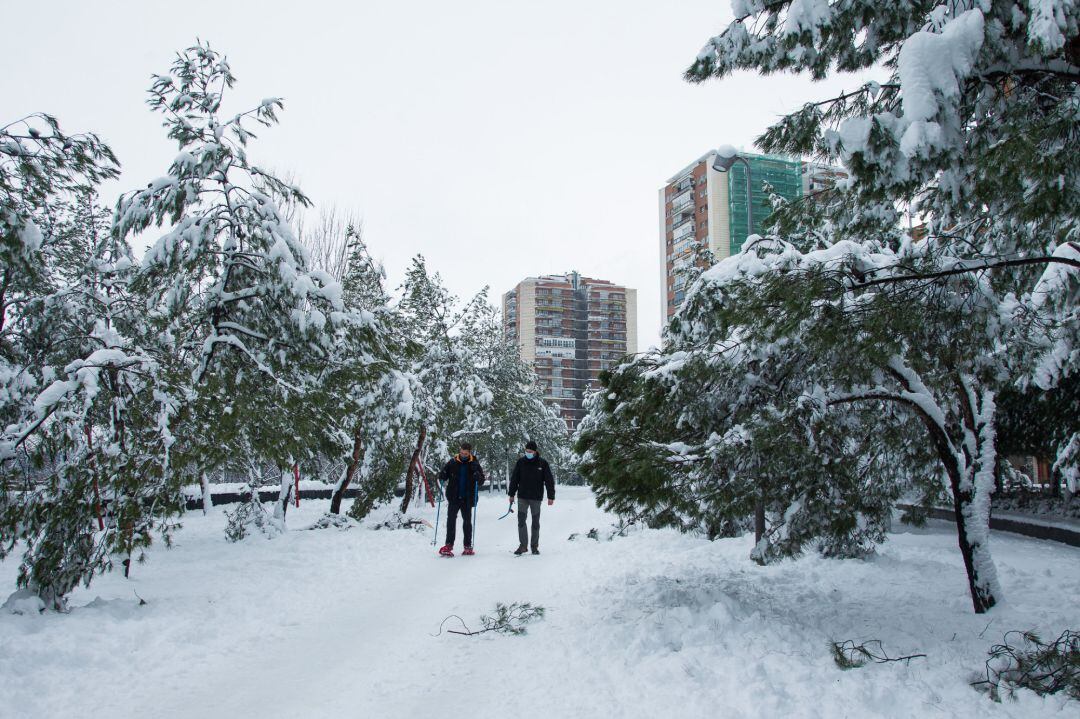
top-left (659, 150), bottom-right (843, 321)
top-left (502, 272), bottom-right (637, 433)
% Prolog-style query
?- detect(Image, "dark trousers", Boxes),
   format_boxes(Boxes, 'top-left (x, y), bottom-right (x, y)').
top-left (518, 499), bottom-right (541, 549)
top-left (445, 500), bottom-right (472, 548)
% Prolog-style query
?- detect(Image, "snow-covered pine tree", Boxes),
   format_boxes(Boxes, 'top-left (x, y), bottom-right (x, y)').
top-left (574, 358), bottom-right (695, 530)
top-left (1, 114), bottom-right (120, 459)
top-left (640, 0), bottom-right (1080, 612)
top-left (315, 226), bottom-right (416, 518)
top-left (395, 256), bottom-right (493, 513)
top-left (582, 1), bottom-right (1078, 613)
top-left (114, 42), bottom-right (350, 529)
top-left (1, 113), bottom-right (118, 282)
top-left (0, 114), bottom-right (193, 609)
top-left (576, 317), bottom-right (933, 555)
top-left (1, 189), bottom-right (180, 609)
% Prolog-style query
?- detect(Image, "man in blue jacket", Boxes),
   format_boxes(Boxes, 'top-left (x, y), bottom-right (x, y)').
top-left (437, 442), bottom-right (486, 557)
top-left (508, 441), bottom-right (555, 555)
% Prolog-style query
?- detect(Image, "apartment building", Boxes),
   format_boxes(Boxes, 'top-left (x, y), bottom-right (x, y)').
top-left (659, 149), bottom-right (847, 322)
top-left (502, 272), bottom-right (638, 433)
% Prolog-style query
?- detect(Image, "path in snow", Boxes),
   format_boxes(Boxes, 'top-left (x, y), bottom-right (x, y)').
top-left (2, 486), bottom-right (1079, 719)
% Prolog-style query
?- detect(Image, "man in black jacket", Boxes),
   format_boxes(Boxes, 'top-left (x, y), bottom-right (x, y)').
top-left (508, 441), bottom-right (555, 555)
top-left (437, 442), bottom-right (486, 557)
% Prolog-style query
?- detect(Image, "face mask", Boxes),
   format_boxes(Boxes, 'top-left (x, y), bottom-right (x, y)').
top-left (525, 451), bottom-right (536, 459)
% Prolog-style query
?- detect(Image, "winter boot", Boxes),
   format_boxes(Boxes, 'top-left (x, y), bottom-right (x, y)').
top-left (462, 547), bottom-right (475, 556)
top-left (513, 545), bottom-right (528, 555)
top-left (531, 548), bottom-right (540, 555)
top-left (439, 545), bottom-right (454, 557)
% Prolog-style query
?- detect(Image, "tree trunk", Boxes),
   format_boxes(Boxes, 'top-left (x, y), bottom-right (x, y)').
top-left (947, 478), bottom-right (998, 613)
top-left (884, 366), bottom-right (1002, 613)
top-left (274, 467), bottom-right (293, 524)
top-left (928, 386), bottom-right (1000, 614)
top-left (1047, 460), bottom-right (1060, 497)
top-left (330, 430), bottom-right (365, 514)
top-left (85, 423), bottom-right (105, 531)
top-left (753, 497), bottom-right (765, 545)
top-left (399, 426), bottom-right (426, 514)
top-left (200, 472), bottom-right (213, 515)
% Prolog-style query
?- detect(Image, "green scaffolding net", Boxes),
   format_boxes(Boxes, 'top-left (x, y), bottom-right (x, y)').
top-left (727, 155), bottom-right (802, 254)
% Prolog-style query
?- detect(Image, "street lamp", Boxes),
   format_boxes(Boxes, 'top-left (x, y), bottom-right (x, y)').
top-left (712, 146), bottom-right (754, 241)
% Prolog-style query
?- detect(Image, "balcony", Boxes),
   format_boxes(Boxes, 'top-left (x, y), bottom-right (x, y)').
top-left (672, 223), bottom-right (694, 242)
top-left (670, 190), bottom-right (692, 211)
top-left (672, 213), bottom-right (694, 231)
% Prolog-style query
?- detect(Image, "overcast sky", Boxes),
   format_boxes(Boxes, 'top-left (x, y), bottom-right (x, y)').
top-left (3, 1), bottom-right (874, 349)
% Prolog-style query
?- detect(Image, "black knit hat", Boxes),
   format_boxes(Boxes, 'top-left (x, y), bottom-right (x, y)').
top-left (524, 441), bottom-right (538, 451)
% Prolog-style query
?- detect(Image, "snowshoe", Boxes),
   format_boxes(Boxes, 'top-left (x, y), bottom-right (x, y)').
top-left (438, 545), bottom-right (454, 557)
top-left (462, 547), bottom-right (475, 556)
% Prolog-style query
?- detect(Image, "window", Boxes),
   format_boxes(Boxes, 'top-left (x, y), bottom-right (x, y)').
top-left (538, 337), bottom-right (575, 348)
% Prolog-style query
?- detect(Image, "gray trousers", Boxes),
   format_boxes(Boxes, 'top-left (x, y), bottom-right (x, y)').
top-left (517, 499), bottom-right (542, 549)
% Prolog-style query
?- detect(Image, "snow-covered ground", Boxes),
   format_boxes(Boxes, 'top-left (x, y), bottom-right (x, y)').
top-left (1, 486), bottom-right (1077, 719)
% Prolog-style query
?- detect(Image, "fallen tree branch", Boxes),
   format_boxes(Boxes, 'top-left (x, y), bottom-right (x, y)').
top-left (433, 602), bottom-right (546, 638)
top-left (972, 629), bottom-right (1079, 701)
top-left (831, 639), bottom-right (927, 669)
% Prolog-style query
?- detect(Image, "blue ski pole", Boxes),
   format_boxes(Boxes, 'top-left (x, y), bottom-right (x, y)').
top-left (472, 481), bottom-right (479, 547)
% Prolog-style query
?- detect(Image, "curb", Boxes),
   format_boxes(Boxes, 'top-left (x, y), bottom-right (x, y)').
top-left (898, 504), bottom-right (1080, 548)
top-left (184, 486), bottom-right (406, 512)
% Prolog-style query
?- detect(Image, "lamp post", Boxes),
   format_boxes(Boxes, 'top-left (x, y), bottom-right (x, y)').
top-left (713, 146), bottom-right (766, 547)
top-left (712, 146), bottom-right (755, 244)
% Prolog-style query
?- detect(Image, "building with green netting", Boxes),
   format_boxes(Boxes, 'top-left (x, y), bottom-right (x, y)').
top-left (659, 149), bottom-right (841, 322)
top-left (725, 153), bottom-right (803, 254)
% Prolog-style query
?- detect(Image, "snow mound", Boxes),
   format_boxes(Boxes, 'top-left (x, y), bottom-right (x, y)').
top-left (602, 575), bottom-right (749, 657)
top-left (3, 589), bottom-right (44, 616)
top-left (305, 513), bottom-right (358, 531)
top-left (634, 593), bottom-right (745, 653)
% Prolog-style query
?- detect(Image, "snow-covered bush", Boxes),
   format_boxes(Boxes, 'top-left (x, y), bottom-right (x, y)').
top-left (223, 496), bottom-right (281, 542)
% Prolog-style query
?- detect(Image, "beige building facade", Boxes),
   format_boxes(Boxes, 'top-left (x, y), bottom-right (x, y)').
top-left (503, 272), bottom-right (637, 433)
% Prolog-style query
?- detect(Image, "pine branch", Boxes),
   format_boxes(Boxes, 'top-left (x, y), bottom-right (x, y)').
top-left (831, 639), bottom-right (927, 669)
top-left (972, 629), bottom-right (1080, 701)
top-left (433, 602), bottom-right (546, 637)
top-left (848, 254), bottom-right (1080, 290)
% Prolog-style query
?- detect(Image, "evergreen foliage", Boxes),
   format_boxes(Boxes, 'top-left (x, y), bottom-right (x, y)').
top-left (973, 629), bottom-right (1080, 701)
top-left (0, 39), bottom-right (578, 609)
top-left (579, 1), bottom-right (1079, 613)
